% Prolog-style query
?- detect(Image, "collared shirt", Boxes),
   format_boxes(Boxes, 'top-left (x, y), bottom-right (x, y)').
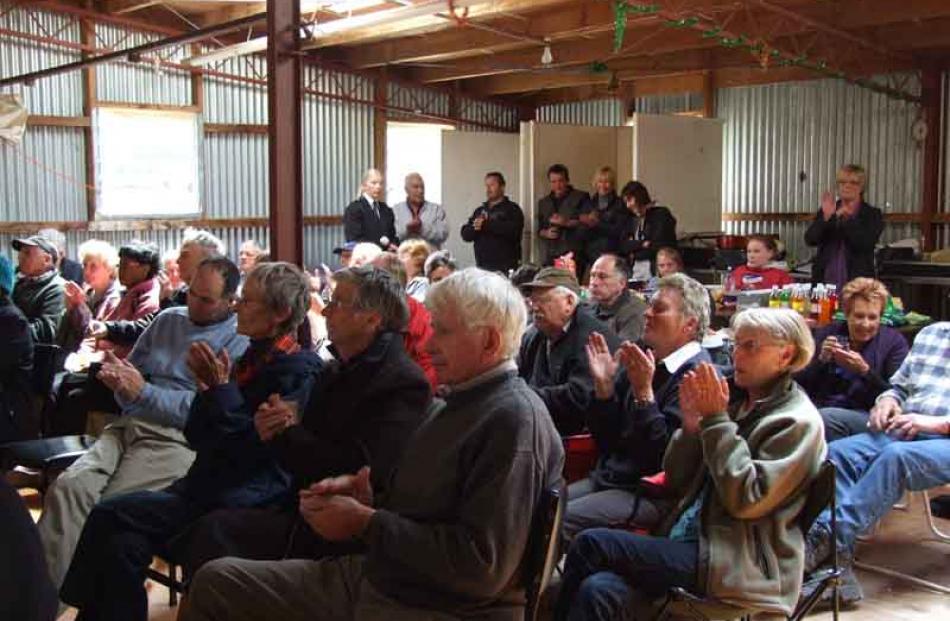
top-left (362, 193), bottom-right (380, 218)
top-left (392, 200), bottom-right (449, 248)
top-left (878, 322), bottom-right (950, 418)
top-left (546, 319), bottom-right (574, 356)
top-left (661, 340), bottom-right (703, 374)
top-left (446, 359), bottom-right (518, 395)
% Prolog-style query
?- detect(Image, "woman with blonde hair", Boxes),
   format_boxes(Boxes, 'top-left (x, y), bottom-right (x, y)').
top-left (397, 238), bottom-right (433, 302)
top-left (58, 239), bottom-right (121, 354)
top-left (578, 166), bottom-right (628, 281)
top-left (796, 277), bottom-right (909, 440)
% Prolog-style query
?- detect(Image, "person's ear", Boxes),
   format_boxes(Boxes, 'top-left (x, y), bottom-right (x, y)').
top-left (482, 326), bottom-right (502, 360)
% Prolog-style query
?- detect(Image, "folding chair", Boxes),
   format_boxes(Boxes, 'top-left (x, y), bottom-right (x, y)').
top-left (562, 434), bottom-right (597, 484)
top-left (653, 460), bottom-right (840, 621)
top-left (524, 485), bottom-right (565, 621)
top-left (145, 554), bottom-right (184, 607)
top-left (0, 434), bottom-right (95, 493)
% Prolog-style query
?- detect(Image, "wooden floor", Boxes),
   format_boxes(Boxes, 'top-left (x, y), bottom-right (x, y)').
top-left (20, 488), bottom-right (947, 621)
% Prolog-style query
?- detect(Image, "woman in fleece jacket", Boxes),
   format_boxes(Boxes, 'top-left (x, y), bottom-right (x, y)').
top-left (555, 307), bottom-right (826, 621)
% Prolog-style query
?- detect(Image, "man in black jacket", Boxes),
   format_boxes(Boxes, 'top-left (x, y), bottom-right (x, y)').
top-left (460, 171), bottom-right (524, 274)
top-left (518, 267), bottom-right (620, 435)
top-left (344, 168), bottom-right (397, 249)
top-left (565, 272), bottom-right (712, 537)
top-left (537, 164), bottom-right (592, 268)
top-left (804, 164), bottom-right (883, 290)
top-left (174, 266), bottom-right (430, 576)
top-left (11, 235), bottom-right (66, 345)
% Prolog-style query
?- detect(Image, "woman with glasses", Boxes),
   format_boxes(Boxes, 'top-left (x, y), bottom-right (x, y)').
top-left (555, 307), bottom-right (826, 621)
top-left (804, 164), bottom-right (883, 291)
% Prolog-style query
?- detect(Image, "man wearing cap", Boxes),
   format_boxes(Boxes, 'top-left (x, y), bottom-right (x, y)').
top-left (11, 235), bottom-right (66, 345)
top-left (518, 267), bottom-right (620, 435)
top-left (0, 255), bottom-right (34, 443)
top-left (332, 241), bottom-right (357, 268)
top-left (38, 227), bottom-right (82, 286)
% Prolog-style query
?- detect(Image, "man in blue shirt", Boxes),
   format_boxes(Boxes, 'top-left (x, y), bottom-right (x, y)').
top-left (36, 257), bottom-right (249, 594)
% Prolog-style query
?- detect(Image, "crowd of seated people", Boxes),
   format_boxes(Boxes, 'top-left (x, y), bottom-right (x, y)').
top-left (3, 159), bottom-right (949, 621)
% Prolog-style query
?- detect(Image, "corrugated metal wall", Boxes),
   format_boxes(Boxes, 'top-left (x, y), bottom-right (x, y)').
top-left (634, 92), bottom-right (702, 115)
top-left (718, 75), bottom-right (924, 261)
top-left (94, 24), bottom-right (191, 106)
top-left (537, 98), bottom-right (626, 126)
top-left (387, 80), bottom-right (450, 121)
top-left (457, 96), bottom-right (519, 132)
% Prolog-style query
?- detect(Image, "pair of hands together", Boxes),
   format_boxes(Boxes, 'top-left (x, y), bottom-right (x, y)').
top-left (299, 466), bottom-right (376, 541)
top-left (819, 336), bottom-right (870, 376)
top-left (869, 397), bottom-right (947, 440)
top-left (587, 332), bottom-right (727, 433)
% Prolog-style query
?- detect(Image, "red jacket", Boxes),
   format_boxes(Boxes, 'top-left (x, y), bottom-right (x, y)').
top-left (405, 297), bottom-right (437, 390)
top-left (727, 265), bottom-right (793, 291)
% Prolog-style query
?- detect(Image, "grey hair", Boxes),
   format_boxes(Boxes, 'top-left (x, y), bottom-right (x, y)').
top-left (426, 268), bottom-right (526, 360)
top-left (77, 239), bottom-right (119, 272)
top-left (334, 266), bottom-right (409, 333)
top-left (246, 261), bottom-right (311, 336)
top-left (732, 308), bottom-right (815, 373)
top-left (350, 242), bottom-right (383, 267)
top-left (656, 272), bottom-right (710, 340)
top-left (360, 168), bottom-right (383, 189)
top-left (553, 285), bottom-right (580, 306)
top-left (181, 228), bottom-right (226, 257)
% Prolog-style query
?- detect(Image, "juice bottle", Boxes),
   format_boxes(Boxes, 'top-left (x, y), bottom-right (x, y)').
top-left (768, 285), bottom-right (781, 308)
top-left (779, 286), bottom-right (791, 309)
top-left (810, 285), bottom-right (822, 322)
top-left (819, 286), bottom-right (833, 325)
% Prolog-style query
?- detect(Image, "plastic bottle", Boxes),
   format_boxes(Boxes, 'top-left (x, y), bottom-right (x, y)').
top-left (827, 285), bottom-right (838, 316)
top-left (791, 286), bottom-right (805, 314)
top-left (779, 286), bottom-right (791, 309)
top-left (768, 285), bottom-right (781, 309)
top-left (810, 285), bottom-right (822, 322)
top-left (819, 286), bottom-right (833, 325)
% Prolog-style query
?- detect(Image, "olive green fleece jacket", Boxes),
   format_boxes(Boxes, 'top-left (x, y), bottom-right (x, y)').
top-left (660, 377), bottom-right (826, 616)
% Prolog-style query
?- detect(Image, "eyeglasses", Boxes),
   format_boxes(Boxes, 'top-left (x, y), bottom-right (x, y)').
top-left (734, 338), bottom-right (787, 354)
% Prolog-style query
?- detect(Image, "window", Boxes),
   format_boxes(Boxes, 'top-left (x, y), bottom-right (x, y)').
top-left (93, 106), bottom-right (202, 218)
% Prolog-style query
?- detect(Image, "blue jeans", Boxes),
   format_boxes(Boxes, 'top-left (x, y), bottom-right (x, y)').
top-left (817, 431), bottom-right (950, 552)
top-left (554, 529), bottom-right (698, 621)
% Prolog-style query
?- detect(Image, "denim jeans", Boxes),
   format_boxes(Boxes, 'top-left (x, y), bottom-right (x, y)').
top-left (819, 407), bottom-right (870, 442)
top-left (816, 431), bottom-right (950, 552)
top-left (554, 529), bottom-right (698, 621)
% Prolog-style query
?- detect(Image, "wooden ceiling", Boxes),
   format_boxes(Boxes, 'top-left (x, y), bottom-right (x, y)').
top-left (55, 1), bottom-right (950, 105)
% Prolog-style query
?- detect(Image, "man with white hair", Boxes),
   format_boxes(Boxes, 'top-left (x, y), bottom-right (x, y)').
top-left (11, 235), bottom-right (66, 344)
top-left (565, 273), bottom-right (713, 536)
top-left (344, 168), bottom-right (397, 250)
top-left (518, 267), bottom-right (621, 435)
top-left (181, 268), bottom-right (564, 621)
top-left (392, 173), bottom-right (449, 249)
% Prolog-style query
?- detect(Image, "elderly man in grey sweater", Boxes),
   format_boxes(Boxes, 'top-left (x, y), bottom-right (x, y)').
top-left (183, 268), bottom-right (565, 621)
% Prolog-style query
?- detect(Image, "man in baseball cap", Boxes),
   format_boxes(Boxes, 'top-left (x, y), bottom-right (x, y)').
top-left (517, 267), bottom-right (620, 434)
top-left (332, 241), bottom-right (358, 268)
top-left (11, 235), bottom-right (66, 344)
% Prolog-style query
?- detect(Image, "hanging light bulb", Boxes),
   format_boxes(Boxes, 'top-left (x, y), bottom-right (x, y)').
top-left (541, 44), bottom-right (553, 65)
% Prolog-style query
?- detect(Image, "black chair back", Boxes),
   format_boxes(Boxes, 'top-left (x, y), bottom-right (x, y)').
top-left (524, 485), bottom-right (564, 621)
top-left (799, 460), bottom-right (836, 533)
